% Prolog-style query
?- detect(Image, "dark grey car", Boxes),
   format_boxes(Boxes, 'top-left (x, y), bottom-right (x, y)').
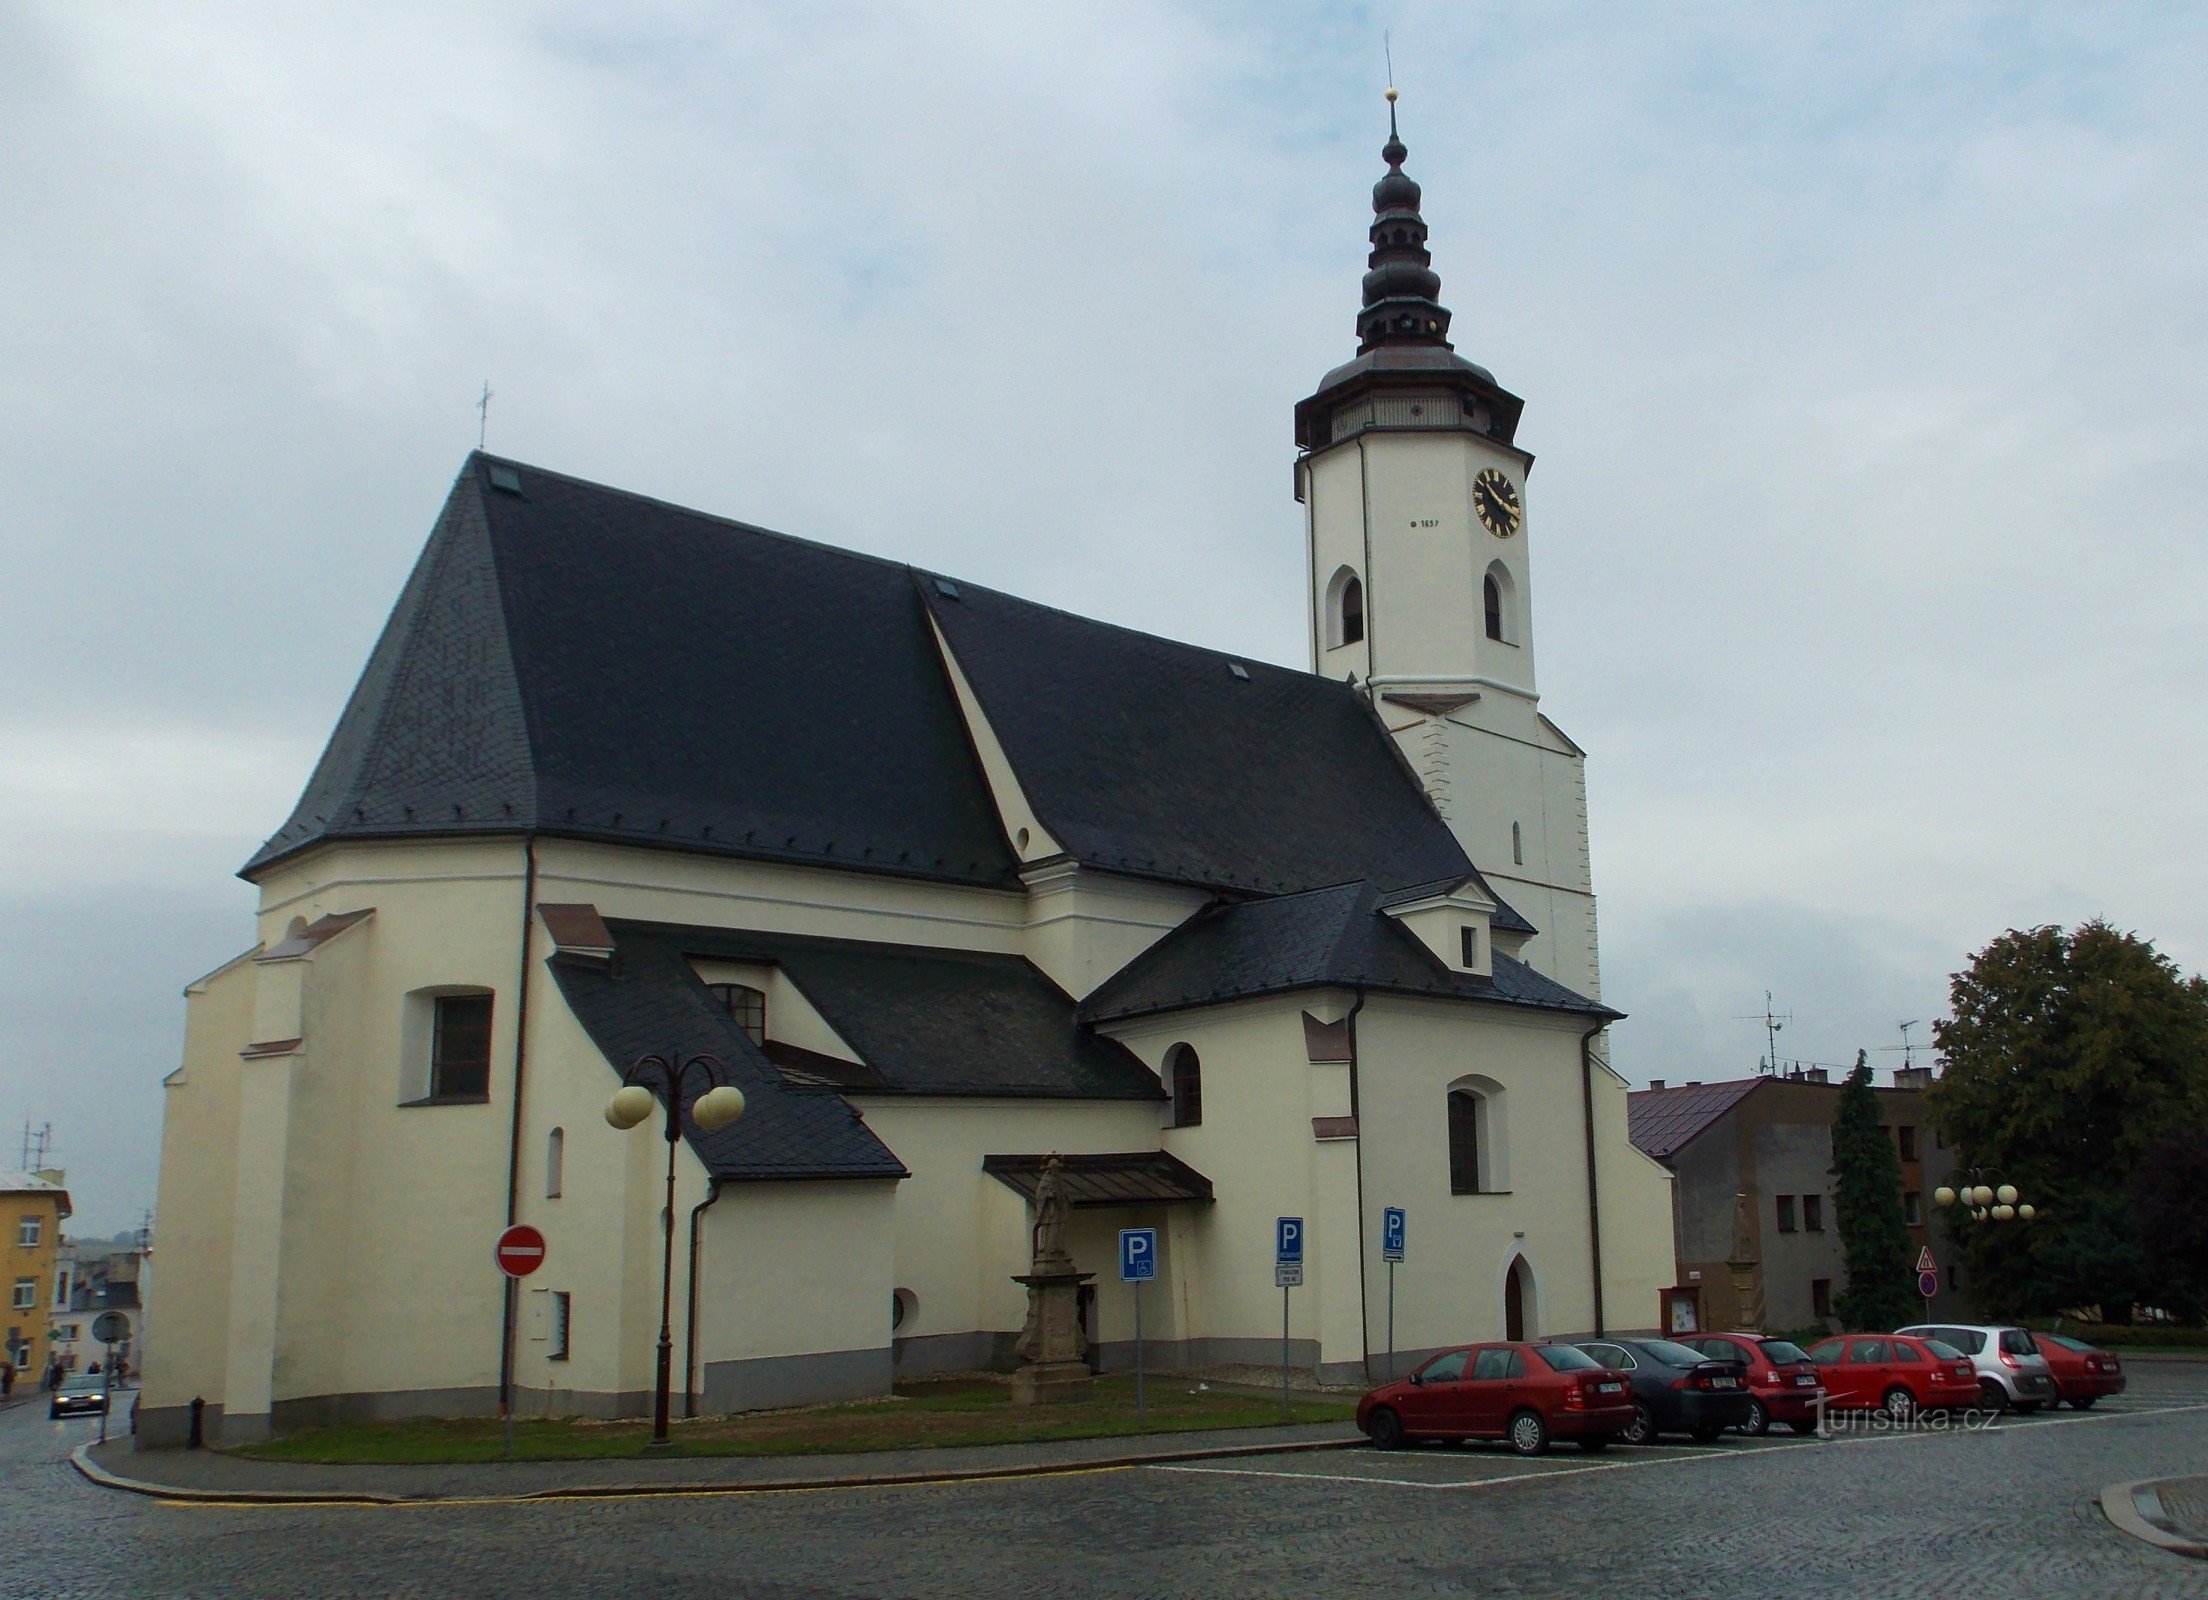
top-left (1571, 1337), bottom-right (1753, 1443)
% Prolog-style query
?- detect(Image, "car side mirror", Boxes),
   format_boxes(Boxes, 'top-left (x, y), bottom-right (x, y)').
top-left (1408, 1371), bottom-right (1423, 1386)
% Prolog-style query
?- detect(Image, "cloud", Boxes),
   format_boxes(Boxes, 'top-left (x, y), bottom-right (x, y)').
top-left (3, 1), bottom-right (2206, 1225)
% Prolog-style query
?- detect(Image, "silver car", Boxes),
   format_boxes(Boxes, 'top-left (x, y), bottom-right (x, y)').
top-left (1895, 1323), bottom-right (2058, 1412)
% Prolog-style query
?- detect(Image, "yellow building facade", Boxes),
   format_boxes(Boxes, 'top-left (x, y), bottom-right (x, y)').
top-left (2, 1170), bottom-right (71, 1383)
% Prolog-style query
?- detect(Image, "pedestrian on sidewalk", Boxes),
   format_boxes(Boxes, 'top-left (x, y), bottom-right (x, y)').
top-left (1, 1362), bottom-right (14, 1400)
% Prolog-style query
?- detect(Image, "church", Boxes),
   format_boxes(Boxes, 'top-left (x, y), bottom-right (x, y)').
top-left (139, 107), bottom-right (1673, 1446)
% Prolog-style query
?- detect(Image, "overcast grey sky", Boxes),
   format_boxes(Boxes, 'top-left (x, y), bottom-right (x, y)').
top-left (5, 2), bottom-right (2205, 1232)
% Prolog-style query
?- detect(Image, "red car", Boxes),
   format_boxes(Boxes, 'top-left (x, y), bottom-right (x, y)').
top-left (1358, 1341), bottom-right (1636, 1456)
top-left (1679, 1333), bottom-right (1827, 1435)
top-left (1805, 1334), bottom-right (1979, 1420)
top-left (2032, 1333), bottom-right (2127, 1409)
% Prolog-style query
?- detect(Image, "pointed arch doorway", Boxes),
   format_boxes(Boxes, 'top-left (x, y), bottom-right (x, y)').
top-left (1504, 1256), bottom-right (1534, 1342)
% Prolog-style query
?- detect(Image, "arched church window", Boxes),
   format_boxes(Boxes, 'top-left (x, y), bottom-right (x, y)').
top-left (1326, 567), bottom-right (1364, 649)
top-left (1166, 1043), bottom-right (1203, 1128)
top-left (1448, 1089), bottom-right (1481, 1194)
top-left (706, 983), bottom-right (766, 1045)
top-left (1484, 574), bottom-right (1503, 641)
top-left (1484, 561), bottom-right (1518, 645)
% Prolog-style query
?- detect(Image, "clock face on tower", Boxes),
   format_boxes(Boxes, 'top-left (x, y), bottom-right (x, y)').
top-left (1473, 469), bottom-right (1522, 538)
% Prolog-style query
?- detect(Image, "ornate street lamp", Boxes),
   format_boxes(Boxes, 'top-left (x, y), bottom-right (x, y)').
top-left (1932, 1168), bottom-right (2036, 1224)
top-left (606, 1051), bottom-right (746, 1447)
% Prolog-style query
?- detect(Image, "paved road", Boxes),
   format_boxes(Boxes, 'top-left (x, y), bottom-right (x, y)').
top-left (10, 1372), bottom-right (2208, 1597)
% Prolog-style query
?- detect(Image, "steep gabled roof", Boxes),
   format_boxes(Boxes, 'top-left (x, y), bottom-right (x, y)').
top-left (247, 455), bottom-right (1481, 903)
top-left (1081, 879), bottom-right (1613, 1023)
top-left (1625, 1078), bottom-right (1766, 1161)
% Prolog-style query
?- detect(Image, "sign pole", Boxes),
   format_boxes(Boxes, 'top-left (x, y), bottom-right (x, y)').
top-left (1387, 1260), bottom-right (1396, 1383)
top-left (1133, 1278), bottom-right (1145, 1421)
top-left (1281, 1283), bottom-right (1291, 1421)
top-left (98, 1338), bottom-right (113, 1446)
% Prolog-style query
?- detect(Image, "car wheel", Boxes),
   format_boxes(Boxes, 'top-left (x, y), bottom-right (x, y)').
top-left (1507, 1408), bottom-right (1550, 1457)
top-left (1577, 1435), bottom-right (1613, 1453)
top-left (1367, 1407), bottom-right (1404, 1451)
top-left (1883, 1387), bottom-right (1918, 1423)
top-left (1977, 1379), bottom-right (2010, 1413)
top-left (1788, 1418), bottom-right (1820, 1435)
top-left (1622, 1402), bottom-right (1656, 1446)
top-left (1741, 1399), bottom-right (1771, 1436)
top-left (2070, 1396), bottom-right (2098, 1411)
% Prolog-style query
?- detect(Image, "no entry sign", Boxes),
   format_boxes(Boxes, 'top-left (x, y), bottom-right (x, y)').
top-left (495, 1223), bottom-right (547, 1279)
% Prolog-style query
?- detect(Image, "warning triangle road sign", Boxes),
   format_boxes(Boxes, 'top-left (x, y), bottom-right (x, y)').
top-left (1916, 1245), bottom-right (1937, 1274)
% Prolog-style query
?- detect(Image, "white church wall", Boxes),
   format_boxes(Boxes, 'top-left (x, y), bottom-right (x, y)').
top-left (1018, 862), bottom-right (1210, 1000)
top-left (1587, 1050), bottom-right (1676, 1335)
top-left (1306, 445), bottom-right (1372, 682)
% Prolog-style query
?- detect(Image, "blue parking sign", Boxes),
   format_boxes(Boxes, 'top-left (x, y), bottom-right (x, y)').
top-left (1276, 1216), bottom-right (1304, 1264)
top-left (1382, 1206), bottom-right (1406, 1263)
top-left (1120, 1227), bottom-right (1157, 1283)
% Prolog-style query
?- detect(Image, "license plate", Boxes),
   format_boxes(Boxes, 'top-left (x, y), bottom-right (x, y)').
top-left (1794, 1374), bottom-right (1815, 1386)
top-left (1710, 1376), bottom-right (1737, 1388)
top-left (1597, 1382), bottom-right (1622, 1394)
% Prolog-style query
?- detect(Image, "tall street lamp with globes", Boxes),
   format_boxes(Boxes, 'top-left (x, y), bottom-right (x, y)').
top-left (605, 1050), bottom-right (747, 1448)
top-left (1932, 1169), bottom-right (2036, 1224)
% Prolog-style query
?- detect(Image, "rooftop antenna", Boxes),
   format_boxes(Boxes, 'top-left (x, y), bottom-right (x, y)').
top-left (1733, 992), bottom-right (1791, 1075)
top-left (19, 1119), bottom-right (52, 1170)
top-left (477, 380), bottom-right (494, 452)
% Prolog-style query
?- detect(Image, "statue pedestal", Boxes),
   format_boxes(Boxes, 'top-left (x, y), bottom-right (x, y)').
top-left (1010, 1266), bottom-right (1094, 1406)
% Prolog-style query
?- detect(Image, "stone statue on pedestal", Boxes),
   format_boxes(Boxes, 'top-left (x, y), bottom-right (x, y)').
top-left (1010, 1154), bottom-right (1094, 1404)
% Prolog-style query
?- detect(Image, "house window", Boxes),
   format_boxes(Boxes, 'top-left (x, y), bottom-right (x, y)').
top-left (1459, 925), bottom-right (1480, 968)
top-left (10, 1279), bottom-right (32, 1311)
top-left (546, 1127), bottom-right (565, 1199)
top-left (549, 1291), bottom-right (571, 1360)
top-left (1776, 1195), bottom-right (1797, 1233)
top-left (1484, 572), bottom-right (1503, 640)
top-left (1803, 1194), bottom-right (1825, 1232)
top-left (1166, 1044), bottom-right (1202, 1129)
top-left (1904, 1190), bottom-right (1923, 1225)
top-left (706, 983), bottom-right (766, 1046)
top-left (430, 993), bottom-right (494, 1099)
top-left (53, 1272), bottom-right (68, 1308)
top-left (1897, 1125), bottom-right (1919, 1161)
top-left (11, 1344), bottom-right (26, 1369)
top-left (1811, 1278), bottom-right (1833, 1318)
top-left (1448, 1090), bottom-right (1482, 1194)
top-left (16, 1216), bottom-right (38, 1248)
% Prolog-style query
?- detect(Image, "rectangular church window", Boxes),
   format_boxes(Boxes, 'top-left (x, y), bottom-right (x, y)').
top-left (430, 994), bottom-right (493, 1099)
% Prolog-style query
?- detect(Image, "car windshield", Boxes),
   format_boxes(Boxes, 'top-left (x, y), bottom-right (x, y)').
top-left (1759, 1340), bottom-right (1812, 1365)
top-left (2040, 1333), bottom-right (2091, 1353)
top-left (1638, 1339), bottom-right (1715, 1367)
top-left (1533, 1344), bottom-right (1604, 1372)
top-left (1999, 1330), bottom-right (2038, 1357)
top-left (60, 1376), bottom-right (102, 1393)
top-left (1922, 1339), bottom-right (1965, 1360)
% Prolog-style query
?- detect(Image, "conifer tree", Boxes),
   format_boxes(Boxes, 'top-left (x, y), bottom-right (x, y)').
top-left (1831, 1051), bottom-right (1917, 1330)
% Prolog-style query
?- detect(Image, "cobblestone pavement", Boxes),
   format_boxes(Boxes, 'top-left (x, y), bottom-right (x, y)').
top-left (14, 1371), bottom-right (2208, 1598)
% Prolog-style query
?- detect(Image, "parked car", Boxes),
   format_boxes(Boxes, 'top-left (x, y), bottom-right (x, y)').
top-left (1571, 1336), bottom-right (1754, 1444)
top-left (1677, 1333), bottom-right (1826, 1435)
top-left (1895, 1323), bottom-right (2059, 1413)
top-left (49, 1373), bottom-right (109, 1419)
top-left (1358, 1341), bottom-right (1636, 1456)
top-left (1805, 1334), bottom-right (1978, 1420)
top-left (2032, 1332), bottom-right (2127, 1409)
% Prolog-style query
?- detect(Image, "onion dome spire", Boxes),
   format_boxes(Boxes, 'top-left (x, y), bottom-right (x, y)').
top-left (1357, 86), bottom-right (1453, 354)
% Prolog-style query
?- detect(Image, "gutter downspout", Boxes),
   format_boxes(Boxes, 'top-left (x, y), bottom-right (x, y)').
top-left (1345, 989), bottom-right (1371, 1385)
top-left (1580, 1019), bottom-right (1607, 1337)
top-left (684, 1178), bottom-right (724, 1418)
top-left (498, 832), bottom-right (539, 1420)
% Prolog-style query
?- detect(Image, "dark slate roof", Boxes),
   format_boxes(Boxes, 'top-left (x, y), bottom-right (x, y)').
top-left (651, 923), bottom-right (1161, 1100)
top-left (246, 456), bottom-right (1020, 885)
top-left (924, 580), bottom-right (1474, 896)
top-left (250, 454), bottom-right (1481, 902)
top-left (982, 1152), bottom-right (1214, 1207)
top-left (1081, 880), bottom-right (1616, 1023)
top-left (549, 936), bottom-right (907, 1182)
top-left (1625, 1079), bottom-right (1765, 1161)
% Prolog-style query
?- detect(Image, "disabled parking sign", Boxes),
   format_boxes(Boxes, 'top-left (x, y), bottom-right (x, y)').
top-left (1119, 1227), bottom-right (1157, 1282)
top-left (1382, 1206), bottom-right (1406, 1263)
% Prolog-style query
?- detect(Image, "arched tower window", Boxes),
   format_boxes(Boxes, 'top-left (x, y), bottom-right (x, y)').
top-left (1448, 1089), bottom-right (1482, 1193)
top-left (1483, 560), bottom-right (1519, 645)
top-left (1325, 566), bottom-right (1365, 648)
top-left (1165, 1043), bottom-right (1203, 1128)
top-left (706, 983), bottom-right (766, 1045)
top-left (545, 1127), bottom-right (564, 1198)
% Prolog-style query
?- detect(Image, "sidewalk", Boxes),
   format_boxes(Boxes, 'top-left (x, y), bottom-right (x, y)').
top-left (76, 1417), bottom-right (1363, 1505)
top-left (2101, 1474), bottom-right (2208, 1559)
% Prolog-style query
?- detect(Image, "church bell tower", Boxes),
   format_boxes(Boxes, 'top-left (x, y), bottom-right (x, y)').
top-left (1295, 90), bottom-right (1602, 999)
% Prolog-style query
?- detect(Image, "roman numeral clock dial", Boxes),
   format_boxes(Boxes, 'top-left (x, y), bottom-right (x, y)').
top-left (1473, 468), bottom-right (1522, 538)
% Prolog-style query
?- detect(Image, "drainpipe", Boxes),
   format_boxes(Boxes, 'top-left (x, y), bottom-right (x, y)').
top-left (684, 1178), bottom-right (723, 1418)
top-left (498, 832), bottom-right (540, 1420)
top-left (1345, 988), bottom-right (1370, 1385)
top-left (1580, 1019), bottom-right (1607, 1336)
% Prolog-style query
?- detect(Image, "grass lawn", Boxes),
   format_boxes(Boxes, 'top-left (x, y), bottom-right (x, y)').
top-left (233, 1375), bottom-right (1358, 1465)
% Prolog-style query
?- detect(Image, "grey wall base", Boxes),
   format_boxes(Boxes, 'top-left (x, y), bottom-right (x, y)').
top-left (134, 1401), bottom-right (224, 1451)
top-left (702, 1346), bottom-right (890, 1414)
top-left (894, 1330), bottom-right (1018, 1377)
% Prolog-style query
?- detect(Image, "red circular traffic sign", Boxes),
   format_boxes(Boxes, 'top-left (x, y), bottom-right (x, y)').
top-left (495, 1224), bottom-right (547, 1279)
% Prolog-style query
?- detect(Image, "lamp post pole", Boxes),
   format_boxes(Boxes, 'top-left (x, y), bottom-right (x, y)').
top-left (607, 1052), bottom-right (746, 1449)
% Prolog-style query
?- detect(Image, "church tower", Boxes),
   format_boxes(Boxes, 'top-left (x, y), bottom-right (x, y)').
top-left (1295, 92), bottom-right (1601, 998)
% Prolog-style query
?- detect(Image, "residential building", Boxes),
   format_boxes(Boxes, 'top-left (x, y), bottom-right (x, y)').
top-left (140, 109), bottom-right (1676, 1447)
top-left (1627, 1066), bottom-right (1966, 1334)
top-left (49, 1243), bottom-right (145, 1375)
top-left (1, 1170), bottom-right (71, 1381)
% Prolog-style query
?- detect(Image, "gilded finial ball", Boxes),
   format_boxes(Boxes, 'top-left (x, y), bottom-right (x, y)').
top-left (1384, 85), bottom-right (1398, 102)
